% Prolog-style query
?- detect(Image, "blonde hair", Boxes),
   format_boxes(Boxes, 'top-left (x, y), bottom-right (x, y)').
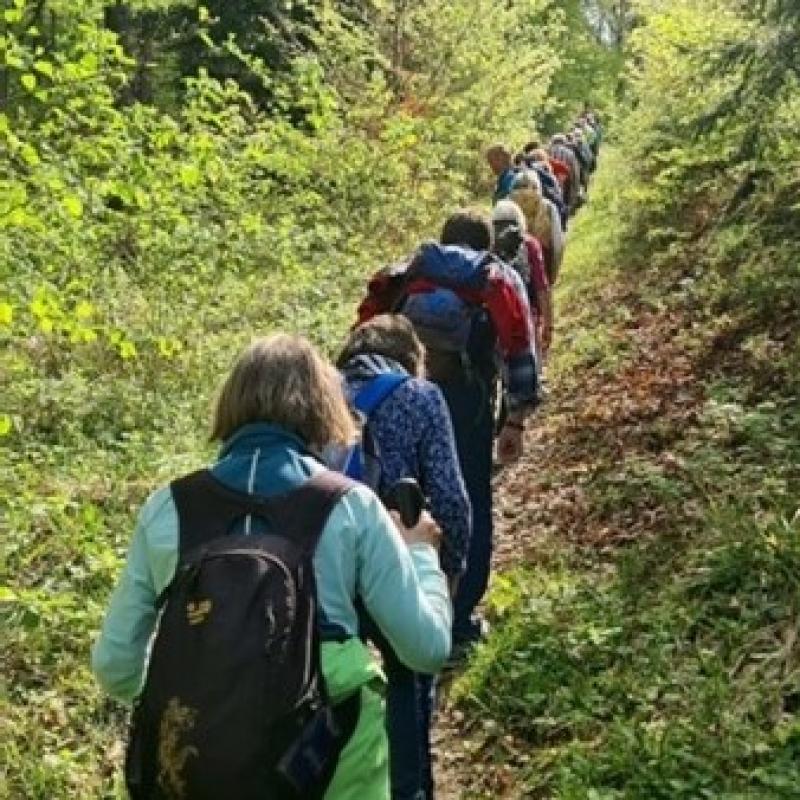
top-left (337, 314), bottom-right (425, 377)
top-left (212, 334), bottom-right (356, 447)
top-left (510, 172), bottom-right (552, 247)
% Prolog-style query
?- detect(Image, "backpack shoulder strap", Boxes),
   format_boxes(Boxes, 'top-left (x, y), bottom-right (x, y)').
top-left (353, 373), bottom-right (409, 417)
top-left (171, 469), bottom-right (276, 559)
top-left (170, 468), bottom-right (356, 561)
top-left (274, 470), bottom-right (357, 557)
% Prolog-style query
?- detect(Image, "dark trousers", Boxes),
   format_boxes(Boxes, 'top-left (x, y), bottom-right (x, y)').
top-left (360, 613), bottom-right (433, 800)
top-left (438, 373), bottom-right (495, 643)
top-left (384, 659), bottom-right (434, 800)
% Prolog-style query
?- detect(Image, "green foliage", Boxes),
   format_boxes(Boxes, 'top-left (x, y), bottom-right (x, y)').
top-left (451, 147), bottom-right (800, 796)
top-left (456, 429), bottom-right (800, 797)
top-left (536, 0), bottom-right (628, 130)
top-left (0, 1), bottom-right (618, 796)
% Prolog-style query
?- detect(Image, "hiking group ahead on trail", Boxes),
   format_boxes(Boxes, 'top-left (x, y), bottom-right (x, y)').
top-left (93, 112), bottom-right (604, 800)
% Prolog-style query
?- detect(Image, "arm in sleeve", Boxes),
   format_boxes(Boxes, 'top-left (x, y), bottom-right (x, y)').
top-left (548, 203), bottom-right (564, 275)
top-left (505, 351), bottom-right (540, 413)
top-left (525, 237), bottom-right (549, 297)
top-left (91, 488), bottom-right (178, 703)
top-left (350, 487), bottom-right (452, 674)
top-left (415, 384), bottom-right (472, 578)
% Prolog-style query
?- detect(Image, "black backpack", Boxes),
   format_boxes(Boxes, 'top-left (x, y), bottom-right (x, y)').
top-left (125, 469), bottom-right (360, 800)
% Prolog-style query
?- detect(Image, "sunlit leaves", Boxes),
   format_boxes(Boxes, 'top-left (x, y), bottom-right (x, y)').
top-left (179, 164), bottom-right (201, 188)
top-left (118, 340), bottom-right (137, 360)
top-left (33, 60), bottom-right (55, 79)
top-left (0, 4), bottom-right (602, 796)
top-left (61, 196), bottom-right (83, 219)
top-left (74, 302), bottom-right (94, 321)
top-left (19, 142), bottom-right (40, 166)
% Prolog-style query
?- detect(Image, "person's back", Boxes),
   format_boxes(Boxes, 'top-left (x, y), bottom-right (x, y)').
top-left (337, 315), bottom-right (470, 800)
top-left (510, 174), bottom-right (551, 242)
top-left (352, 212), bottom-right (540, 648)
top-left (92, 335), bottom-right (451, 800)
top-left (492, 200), bottom-right (554, 361)
top-left (550, 135), bottom-right (582, 211)
top-left (421, 210), bottom-right (539, 651)
top-left (338, 343), bottom-right (470, 581)
top-left (524, 158), bottom-right (567, 230)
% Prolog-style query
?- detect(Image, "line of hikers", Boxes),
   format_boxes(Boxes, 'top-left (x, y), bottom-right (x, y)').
top-left (92, 113), bottom-right (604, 800)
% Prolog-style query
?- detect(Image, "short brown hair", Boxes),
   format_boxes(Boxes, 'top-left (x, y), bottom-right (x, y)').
top-left (212, 334), bottom-right (356, 447)
top-left (486, 143), bottom-right (511, 161)
top-left (440, 208), bottom-right (493, 251)
top-left (337, 314), bottom-right (425, 377)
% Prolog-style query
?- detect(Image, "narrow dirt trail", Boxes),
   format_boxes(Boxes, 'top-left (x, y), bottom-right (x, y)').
top-left (431, 289), bottom-right (705, 798)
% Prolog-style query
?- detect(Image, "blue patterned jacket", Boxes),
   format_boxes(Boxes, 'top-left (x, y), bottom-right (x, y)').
top-left (343, 356), bottom-right (472, 577)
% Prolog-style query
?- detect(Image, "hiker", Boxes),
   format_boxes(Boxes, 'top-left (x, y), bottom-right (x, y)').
top-left (492, 200), bottom-right (554, 363)
top-left (433, 211), bottom-right (538, 650)
top-left (486, 143), bottom-right (517, 203)
top-left (570, 128), bottom-right (596, 185)
top-left (509, 170), bottom-right (564, 285)
top-left (521, 145), bottom-right (568, 231)
top-left (591, 113), bottom-right (604, 153)
top-left (92, 334), bottom-right (452, 800)
top-left (579, 117), bottom-right (601, 160)
top-left (336, 314), bottom-right (471, 800)
top-left (355, 211), bottom-right (539, 652)
top-left (549, 134), bottom-right (582, 212)
top-left (525, 143), bottom-right (570, 191)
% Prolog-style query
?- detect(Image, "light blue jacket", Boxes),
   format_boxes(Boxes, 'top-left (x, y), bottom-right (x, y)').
top-left (92, 423), bottom-right (452, 702)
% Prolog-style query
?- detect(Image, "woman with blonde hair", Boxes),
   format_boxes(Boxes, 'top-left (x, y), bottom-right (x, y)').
top-left (92, 333), bottom-right (452, 800)
top-left (509, 170), bottom-right (565, 284)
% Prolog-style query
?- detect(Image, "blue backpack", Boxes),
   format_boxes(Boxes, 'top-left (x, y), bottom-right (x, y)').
top-left (400, 243), bottom-right (491, 362)
top-left (326, 373), bottom-right (409, 492)
top-left (401, 287), bottom-right (478, 355)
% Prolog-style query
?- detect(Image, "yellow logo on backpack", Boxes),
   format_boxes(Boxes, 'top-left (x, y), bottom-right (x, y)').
top-left (186, 599), bottom-right (212, 626)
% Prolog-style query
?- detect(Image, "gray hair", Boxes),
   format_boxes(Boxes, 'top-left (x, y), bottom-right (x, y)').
top-left (491, 199), bottom-right (527, 232)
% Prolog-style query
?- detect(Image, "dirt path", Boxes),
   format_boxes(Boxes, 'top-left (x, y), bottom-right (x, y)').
top-left (431, 293), bottom-right (705, 798)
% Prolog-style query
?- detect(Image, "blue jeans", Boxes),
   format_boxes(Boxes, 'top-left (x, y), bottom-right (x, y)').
top-left (438, 373), bottom-right (495, 644)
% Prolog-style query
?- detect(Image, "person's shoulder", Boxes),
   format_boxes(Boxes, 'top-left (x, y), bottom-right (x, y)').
top-left (325, 481), bottom-right (391, 543)
top-left (406, 376), bottom-right (447, 405)
top-left (330, 480), bottom-right (383, 519)
top-left (404, 375), bottom-right (437, 394)
top-left (139, 484), bottom-right (174, 527)
top-left (379, 376), bottom-right (441, 417)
